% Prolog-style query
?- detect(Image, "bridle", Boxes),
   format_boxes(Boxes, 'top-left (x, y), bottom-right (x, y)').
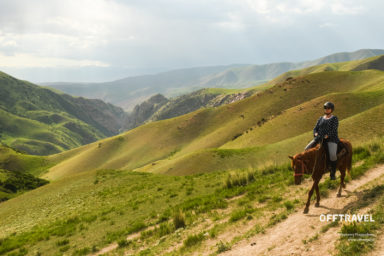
top-left (293, 138), bottom-right (324, 178)
top-left (294, 158), bottom-right (308, 177)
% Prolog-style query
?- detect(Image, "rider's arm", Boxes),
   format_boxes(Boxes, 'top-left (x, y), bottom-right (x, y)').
top-left (313, 117), bottom-right (322, 136)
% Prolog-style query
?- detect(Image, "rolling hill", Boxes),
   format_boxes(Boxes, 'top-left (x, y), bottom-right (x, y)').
top-left (43, 54), bottom-right (384, 180)
top-left (43, 49), bottom-right (384, 111)
top-left (0, 144), bottom-right (52, 202)
top-left (0, 71), bottom-right (128, 155)
top-left (1, 54), bottom-right (384, 256)
top-left (124, 87), bottom-right (265, 130)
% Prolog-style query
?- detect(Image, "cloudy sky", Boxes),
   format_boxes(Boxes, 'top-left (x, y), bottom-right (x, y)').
top-left (0, 0), bottom-right (382, 82)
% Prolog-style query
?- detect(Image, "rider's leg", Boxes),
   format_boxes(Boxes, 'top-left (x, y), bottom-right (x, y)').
top-left (304, 139), bottom-right (318, 151)
top-left (327, 142), bottom-right (338, 180)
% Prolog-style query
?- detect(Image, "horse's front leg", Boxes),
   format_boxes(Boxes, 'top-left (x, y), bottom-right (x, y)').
top-left (304, 179), bottom-right (319, 214)
top-left (337, 169), bottom-right (346, 197)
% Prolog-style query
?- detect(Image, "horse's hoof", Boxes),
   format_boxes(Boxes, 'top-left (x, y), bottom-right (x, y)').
top-left (303, 208), bottom-right (309, 214)
top-left (315, 202), bottom-right (320, 207)
top-left (337, 193), bottom-right (342, 197)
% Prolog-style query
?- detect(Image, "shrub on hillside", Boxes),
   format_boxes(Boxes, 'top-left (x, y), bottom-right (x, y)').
top-left (173, 209), bottom-right (186, 229)
top-left (183, 232), bottom-right (205, 247)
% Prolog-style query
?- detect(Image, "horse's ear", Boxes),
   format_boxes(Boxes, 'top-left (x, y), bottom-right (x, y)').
top-left (288, 155), bottom-right (293, 160)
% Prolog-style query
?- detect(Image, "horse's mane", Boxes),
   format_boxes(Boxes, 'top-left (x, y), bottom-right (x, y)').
top-left (295, 145), bottom-right (320, 160)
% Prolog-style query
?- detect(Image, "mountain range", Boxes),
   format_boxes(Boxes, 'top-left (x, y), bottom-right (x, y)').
top-left (42, 49), bottom-right (384, 111)
top-left (3, 50), bottom-right (384, 155)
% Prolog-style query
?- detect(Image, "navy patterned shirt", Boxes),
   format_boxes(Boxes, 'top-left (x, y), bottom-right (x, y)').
top-left (313, 115), bottom-right (340, 143)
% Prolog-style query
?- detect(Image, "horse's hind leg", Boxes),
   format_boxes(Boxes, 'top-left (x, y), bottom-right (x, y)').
top-left (337, 169), bottom-right (346, 197)
top-left (304, 179), bottom-right (320, 214)
top-left (315, 183), bottom-right (320, 207)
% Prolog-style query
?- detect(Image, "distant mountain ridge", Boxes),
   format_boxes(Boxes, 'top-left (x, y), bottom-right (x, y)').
top-left (43, 49), bottom-right (384, 110)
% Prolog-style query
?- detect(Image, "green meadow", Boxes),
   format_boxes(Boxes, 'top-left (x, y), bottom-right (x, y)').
top-left (0, 136), bottom-right (383, 255)
top-left (1, 55), bottom-right (384, 255)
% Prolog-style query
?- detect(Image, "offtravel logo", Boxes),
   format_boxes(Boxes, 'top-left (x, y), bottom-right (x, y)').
top-left (320, 214), bottom-right (376, 242)
top-left (319, 214), bottom-right (375, 222)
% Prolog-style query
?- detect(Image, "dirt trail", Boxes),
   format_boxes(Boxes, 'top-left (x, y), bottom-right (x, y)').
top-left (90, 225), bottom-right (158, 256)
top-left (367, 230), bottom-right (384, 256)
top-left (90, 165), bottom-right (384, 256)
top-left (220, 164), bottom-right (384, 256)
top-left (91, 243), bottom-right (117, 256)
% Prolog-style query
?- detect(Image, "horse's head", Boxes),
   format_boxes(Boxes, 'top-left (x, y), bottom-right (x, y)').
top-left (288, 154), bottom-right (309, 185)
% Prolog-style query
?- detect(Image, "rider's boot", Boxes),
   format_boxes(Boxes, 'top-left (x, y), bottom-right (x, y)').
top-left (330, 160), bottom-right (337, 180)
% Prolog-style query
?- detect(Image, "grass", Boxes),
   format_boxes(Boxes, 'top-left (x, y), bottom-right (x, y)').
top-left (0, 145), bottom-right (52, 201)
top-left (173, 210), bottom-right (186, 229)
top-left (183, 232), bottom-right (205, 248)
top-left (320, 220), bottom-right (340, 233)
top-left (0, 135), bottom-right (383, 255)
top-left (0, 161), bottom-right (298, 255)
top-left (0, 71), bottom-right (125, 155)
top-left (216, 240), bottom-right (231, 253)
top-left (336, 185), bottom-right (384, 256)
top-left (229, 206), bottom-right (255, 222)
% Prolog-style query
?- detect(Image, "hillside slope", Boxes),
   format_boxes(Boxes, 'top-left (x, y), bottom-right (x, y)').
top-left (44, 55), bottom-right (384, 180)
top-left (1, 137), bottom-right (383, 256)
top-left (124, 87), bottom-right (262, 131)
top-left (1, 54), bottom-right (384, 256)
top-left (0, 144), bottom-right (51, 202)
top-left (270, 55), bottom-right (384, 84)
top-left (0, 71), bottom-right (128, 155)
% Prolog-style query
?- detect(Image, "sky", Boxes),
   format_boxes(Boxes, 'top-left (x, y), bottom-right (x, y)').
top-left (0, 0), bottom-right (383, 83)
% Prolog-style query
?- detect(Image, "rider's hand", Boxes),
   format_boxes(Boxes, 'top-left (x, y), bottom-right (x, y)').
top-left (314, 133), bottom-right (318, 137)
top-left (324, 135), bottom-right (329, 139)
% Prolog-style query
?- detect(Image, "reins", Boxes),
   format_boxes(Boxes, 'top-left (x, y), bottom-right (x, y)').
top-left (294, 158), bottom-right (307, 176)
top-left (294, 137), bottom-right (324, 177)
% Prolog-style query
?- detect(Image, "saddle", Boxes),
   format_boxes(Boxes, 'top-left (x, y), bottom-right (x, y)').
top-left (336, 141), bottom-right (348, 158)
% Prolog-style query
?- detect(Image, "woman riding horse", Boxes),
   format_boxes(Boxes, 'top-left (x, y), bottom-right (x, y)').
top-left (304, 101), bottom-right (339, 180)
top-left (289, 102), bottom-right (352, 213)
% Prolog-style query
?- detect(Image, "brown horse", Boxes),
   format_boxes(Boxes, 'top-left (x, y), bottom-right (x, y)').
top-left (288, 138), bottom-right (352, 214)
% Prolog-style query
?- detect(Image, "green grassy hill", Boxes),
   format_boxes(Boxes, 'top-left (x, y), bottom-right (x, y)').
top-left (0, 136), bottom-right (383, 256)
top-left (44, 56), bottom-right (384, 180)
top-left (0, 71), bottom-right (128, 155)
top-left (124, 87), bottom-right (264, 131)
top-left (1, 54), bottom-right (384, 256)
top-left (0, 144), bottom-right (52, 202)
top-left (269, 55), bottom-right (384, 84)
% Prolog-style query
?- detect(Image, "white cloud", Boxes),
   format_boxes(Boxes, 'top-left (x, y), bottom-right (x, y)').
top-left (331, 2), bottom-right (364, 15)
top-left (0, 0), bottom-right (381, 82)
top-left (319, 22), bottom-right (336, 28)
top-left (0, 52), bottom-right (109, 68)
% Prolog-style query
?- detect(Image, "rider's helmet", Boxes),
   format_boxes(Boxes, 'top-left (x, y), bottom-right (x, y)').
top-left (323, 102), bottom-right (335, 111)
